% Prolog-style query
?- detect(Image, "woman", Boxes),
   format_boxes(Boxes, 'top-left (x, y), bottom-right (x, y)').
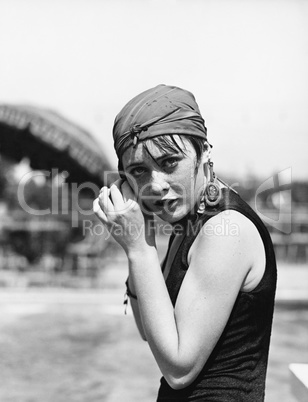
top-left (93, 84), bottom-right (277, 401)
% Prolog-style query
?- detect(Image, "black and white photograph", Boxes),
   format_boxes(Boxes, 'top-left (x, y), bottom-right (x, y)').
top-left (0, 1), bottom-right (307, 401)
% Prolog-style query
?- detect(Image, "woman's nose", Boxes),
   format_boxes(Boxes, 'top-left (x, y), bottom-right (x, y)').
top-left (150, 171), bottom-right (170, 194)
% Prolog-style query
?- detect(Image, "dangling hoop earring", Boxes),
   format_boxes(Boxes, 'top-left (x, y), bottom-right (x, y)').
top-left (197, 160), bottom-right (222, 214)
top-left (204, 160), bottom-right (222, 207)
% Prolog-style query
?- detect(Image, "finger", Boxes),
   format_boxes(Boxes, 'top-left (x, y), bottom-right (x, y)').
top-left (93, 198), bottom-right (108, 223)
top-left (110, 183), bottom-right (125, 210)
top-left (100, 179), bottom-right (122, 194)
top-left (122, 180), bottom-right (144, 207)
top-left (121, 180), bottom-right (137, 202)
top-left (98, 187), bottom-right (114, 214)
top-left (110, 179), bottom-right (124, 198)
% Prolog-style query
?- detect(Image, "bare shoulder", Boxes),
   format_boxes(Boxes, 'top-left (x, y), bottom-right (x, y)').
top-left (189, 209), bottom-right (259, 260)
top-left (188, 209), bottom-right (265, 291)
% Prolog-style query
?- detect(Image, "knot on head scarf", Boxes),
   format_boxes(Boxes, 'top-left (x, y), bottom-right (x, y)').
top-left (113, 84), bottom-right (208, 160)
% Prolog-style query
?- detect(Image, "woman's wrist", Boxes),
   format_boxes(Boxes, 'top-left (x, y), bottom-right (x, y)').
top-left (126, 240), bottom-right (157, 262)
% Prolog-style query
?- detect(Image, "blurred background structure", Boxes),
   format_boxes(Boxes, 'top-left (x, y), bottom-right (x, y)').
top-left (0, 103), bottom-right (113, 287)
top-left (0, 0), bottom-right (307, 401)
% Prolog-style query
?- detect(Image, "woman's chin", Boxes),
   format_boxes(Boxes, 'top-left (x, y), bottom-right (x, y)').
top-left (154, 206), bottom-right (191, 223)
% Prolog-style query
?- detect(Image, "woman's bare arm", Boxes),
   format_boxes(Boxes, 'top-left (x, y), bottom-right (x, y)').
top-left (126, 277), bottom-right (147, 341)
top-left (126, 210), bottom-right (262, 390)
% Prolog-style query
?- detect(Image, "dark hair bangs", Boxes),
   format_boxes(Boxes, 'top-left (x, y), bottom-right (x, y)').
top-left (117, 134), bottom-right (209, 173)
top-left (144, 135), bottom-right (187, 157)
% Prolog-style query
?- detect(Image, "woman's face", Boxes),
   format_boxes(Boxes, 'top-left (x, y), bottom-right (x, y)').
top-left (121, 136), bottom-right (205, 223)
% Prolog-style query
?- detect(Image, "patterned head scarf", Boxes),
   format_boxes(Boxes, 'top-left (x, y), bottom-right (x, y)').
top-left (113, 84), bottom-right (208, 161)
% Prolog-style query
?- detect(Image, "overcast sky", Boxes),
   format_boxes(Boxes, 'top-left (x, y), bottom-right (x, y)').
top-left (0, 0), bottom-right (307, 181)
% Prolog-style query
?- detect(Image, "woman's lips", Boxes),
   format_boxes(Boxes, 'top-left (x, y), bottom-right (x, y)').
top-left (154, 198), bottom-right (178, 210)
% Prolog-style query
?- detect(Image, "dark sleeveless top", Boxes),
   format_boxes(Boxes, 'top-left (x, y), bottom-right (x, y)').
top-left (157, 188), bottom-right (277, 402)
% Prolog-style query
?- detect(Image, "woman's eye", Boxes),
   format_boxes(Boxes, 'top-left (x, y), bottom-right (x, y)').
top-left (130, 167), bottom-right (146, 177)
top-left (163, 158), bottom-right (178, 169)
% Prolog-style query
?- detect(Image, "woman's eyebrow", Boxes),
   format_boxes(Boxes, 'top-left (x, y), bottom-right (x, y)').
top-left (126, 152), bottom-right (181, 170)
top-left (125, 161), bottom-right (144, 170)
top-left (156, 153), bottom-right (180, 161)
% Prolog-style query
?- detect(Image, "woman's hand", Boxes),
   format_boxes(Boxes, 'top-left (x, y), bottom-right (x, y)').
top-left (93, 179), bottom-right (155, 255)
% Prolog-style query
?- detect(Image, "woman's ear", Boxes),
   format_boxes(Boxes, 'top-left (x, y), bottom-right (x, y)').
top-left (200, 144), bottom-right (211, 178)
top-left (201, 145), bottom-right (211, 167)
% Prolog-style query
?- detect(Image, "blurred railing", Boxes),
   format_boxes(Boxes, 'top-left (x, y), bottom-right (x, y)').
top-left (263, 207), bottom-right (308, 263)
top-left (271, 232), bottom-right (308, 263)
top-left (0, 214), bottom-right (111, 287)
